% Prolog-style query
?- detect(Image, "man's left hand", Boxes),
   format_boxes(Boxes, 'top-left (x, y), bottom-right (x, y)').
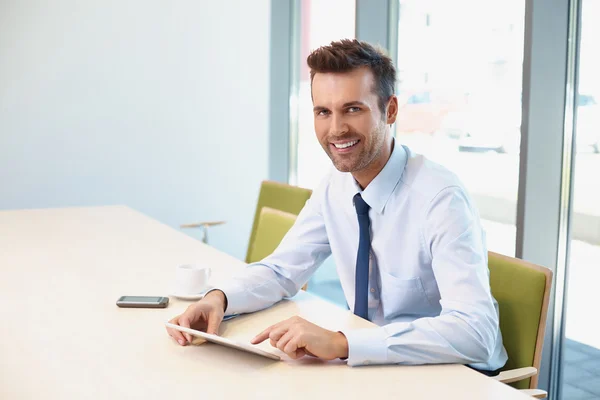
top-left (251, 316), bottom-right (349, 360)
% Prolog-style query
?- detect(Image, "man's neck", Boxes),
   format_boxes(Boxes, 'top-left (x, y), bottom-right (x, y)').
top-left (352, 136), bottom-right (394, 190)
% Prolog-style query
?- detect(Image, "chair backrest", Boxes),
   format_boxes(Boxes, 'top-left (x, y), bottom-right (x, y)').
top-left (245, 180), bottom-right (312, 263)
top-left (247, 207), bottom-right (298, 264)
top-left (488, 251), bottom-right (552, 390)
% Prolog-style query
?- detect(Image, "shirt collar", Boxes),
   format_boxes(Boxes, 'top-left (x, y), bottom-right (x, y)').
top-left (350, 139), bottom-right (408, 215)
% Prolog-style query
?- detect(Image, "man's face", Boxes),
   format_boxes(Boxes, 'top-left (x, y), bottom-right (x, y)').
top-left (312, 67), bottom-right (389, 173)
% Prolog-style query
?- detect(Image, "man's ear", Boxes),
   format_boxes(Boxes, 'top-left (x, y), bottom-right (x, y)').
top-left (386, 95), bottom-right (399, 125)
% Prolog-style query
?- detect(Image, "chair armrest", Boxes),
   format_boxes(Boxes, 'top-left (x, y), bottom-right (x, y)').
top-left (492, 367), bottom-right (537, 384)
top-left (520, 389), bottom-right (547, 399)
top-left (180, 221), bottom-right (226, 229)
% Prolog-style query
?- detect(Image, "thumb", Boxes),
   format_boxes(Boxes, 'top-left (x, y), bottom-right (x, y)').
top-left (179, 315), bottom-right (193, 343)
top-left (206, 313), bottom-right (222, 335)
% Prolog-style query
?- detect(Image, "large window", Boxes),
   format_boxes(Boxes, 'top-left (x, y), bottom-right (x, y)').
top-left (394, 0), bottom-right (525, 256)
top-left (559, 0), bottom-right (600, 398)
top-left (282, 1), bottom-right (593, 392)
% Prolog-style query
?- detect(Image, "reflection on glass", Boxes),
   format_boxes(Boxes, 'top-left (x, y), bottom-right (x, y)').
top-left (560, 0), bottom-right (600, 398)
top-left (395, 0), bottom-right (525, 256)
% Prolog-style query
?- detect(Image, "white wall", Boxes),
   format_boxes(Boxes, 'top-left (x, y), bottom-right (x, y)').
top-left (0, 0), bottom-right (271, 259)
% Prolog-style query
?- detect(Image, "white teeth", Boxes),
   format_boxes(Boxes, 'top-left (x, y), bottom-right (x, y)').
top-left (333, 140), bottom-right (358, 149)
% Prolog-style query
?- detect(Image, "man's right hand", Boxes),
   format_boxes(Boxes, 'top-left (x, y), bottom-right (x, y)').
top-left (165, 290), bottom-right (227, 346)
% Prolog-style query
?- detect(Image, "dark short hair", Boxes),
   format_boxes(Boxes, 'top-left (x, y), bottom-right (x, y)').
top-left (307, 39), bottom-right (396, 115)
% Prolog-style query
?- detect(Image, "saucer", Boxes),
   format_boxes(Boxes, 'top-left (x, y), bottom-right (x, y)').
top-left (169, 286), bottom-right (213, 300)
top-left (170, 292), bottom-right (205, 300)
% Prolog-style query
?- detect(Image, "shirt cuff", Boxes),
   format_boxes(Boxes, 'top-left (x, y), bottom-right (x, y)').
top-left (341, 327), bottom-right (389, 367)
top-left (207, 282), bottom-right (249, 316)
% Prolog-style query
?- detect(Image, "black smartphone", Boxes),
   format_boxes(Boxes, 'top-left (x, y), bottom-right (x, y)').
top-left (116, 296), bottom-right (169, 308)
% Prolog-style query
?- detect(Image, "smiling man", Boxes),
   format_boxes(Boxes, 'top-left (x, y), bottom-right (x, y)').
top-left (166, 39), bottom-right (508, 373)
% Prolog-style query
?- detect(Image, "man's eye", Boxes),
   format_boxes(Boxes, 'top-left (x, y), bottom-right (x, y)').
top-left (348, 107), bottom-right (360, 113)
top-left (318, 110), bottom-right (330, 116)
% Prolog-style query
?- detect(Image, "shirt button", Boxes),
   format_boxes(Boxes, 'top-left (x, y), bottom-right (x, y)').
top-left (370, 288), bottom-right (375, 293)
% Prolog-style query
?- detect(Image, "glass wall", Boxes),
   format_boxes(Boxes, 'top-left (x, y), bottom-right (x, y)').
top-left (394, 0), bottom-right (525, 256)
top-left (559, 0), bottom-right (600, 398)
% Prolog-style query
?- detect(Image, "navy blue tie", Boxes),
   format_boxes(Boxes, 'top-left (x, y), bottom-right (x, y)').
top-left (353, 193), bottom-right (371, 319)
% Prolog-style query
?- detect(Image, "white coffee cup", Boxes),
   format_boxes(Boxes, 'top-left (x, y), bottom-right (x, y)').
top-left (173, 264), bottom-right (212, 295)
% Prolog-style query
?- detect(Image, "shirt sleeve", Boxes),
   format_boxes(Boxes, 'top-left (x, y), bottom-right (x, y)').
top-left (342, 186), bottom-right (506, 370)
top-left (213, 179), bottom-right (332, 316)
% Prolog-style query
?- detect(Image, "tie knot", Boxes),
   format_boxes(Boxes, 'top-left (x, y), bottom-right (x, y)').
top-left (353, 193), bottom-right (370, 215)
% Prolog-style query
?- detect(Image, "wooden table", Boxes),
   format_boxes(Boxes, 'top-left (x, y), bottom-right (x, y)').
top-left (0, 206), bottom-right (530, 399)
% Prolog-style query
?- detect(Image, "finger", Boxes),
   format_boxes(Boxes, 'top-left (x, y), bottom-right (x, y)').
top-left (269, 328), bottom-right (290, 348)
top-left (269, 326), bottom-right (290, 347)
top-left (284, 337), bottom-right (306, 360)
top-left (191, 337), bottom-right (207, 345)
top-left (269, 325), bottom-right (290, 342)
top-left (178, 315), bottom-right (193, 344)
top-left (166, 317), bottom-right (187, 345)
top-left (276, 330), bottom-right (295, 353)
top-left (293, 348), bottom-right (308, 359)
top-left (252, 318), bottom-right (292, 344)
top-left (252, 324), bottom-right (277, 344)
top-left (206, 313), bottom-right (222, 335)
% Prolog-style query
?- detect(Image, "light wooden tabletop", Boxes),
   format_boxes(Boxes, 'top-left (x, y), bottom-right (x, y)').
top-left (0, 205), bottom-right (530, 399)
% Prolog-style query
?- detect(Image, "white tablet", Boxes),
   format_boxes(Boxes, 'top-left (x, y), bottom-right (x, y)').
top-left (165, 322), bottom-right (281, 361)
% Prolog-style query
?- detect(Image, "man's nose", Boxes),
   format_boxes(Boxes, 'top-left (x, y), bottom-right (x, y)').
top-left (330, 113), bottom-right (349, 136)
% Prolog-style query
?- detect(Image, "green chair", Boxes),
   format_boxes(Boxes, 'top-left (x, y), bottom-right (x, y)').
top-left (246, 206), bottom-right (308, 291)
top-left (244, 180), bottom-right (312, 263)
top-left (488, 251), bottom-right (553, 399)
top-left (247, 207), bottom-right (298, 263)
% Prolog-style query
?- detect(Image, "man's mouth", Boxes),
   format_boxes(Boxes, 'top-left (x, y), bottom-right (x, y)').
top-left (331, 140), bottom-right (360, 152)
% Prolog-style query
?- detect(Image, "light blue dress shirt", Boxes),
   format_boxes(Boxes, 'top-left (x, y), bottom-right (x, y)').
top-left (217, 141), bottom-right (508, 370)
